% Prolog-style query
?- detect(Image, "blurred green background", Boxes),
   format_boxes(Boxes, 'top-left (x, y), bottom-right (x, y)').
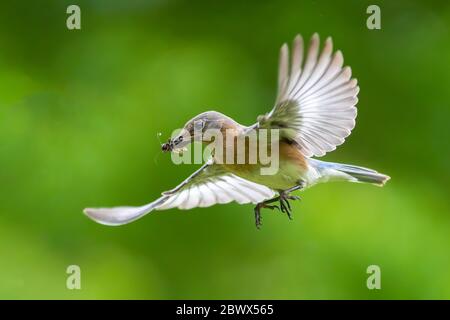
top-left (0, 0), bottom-right (449, 299)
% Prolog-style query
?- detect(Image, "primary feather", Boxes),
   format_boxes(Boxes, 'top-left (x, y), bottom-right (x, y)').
top-left (84, 159), bottom-right (275, 226)
top-left (257, 33), bottom-right (359, 158)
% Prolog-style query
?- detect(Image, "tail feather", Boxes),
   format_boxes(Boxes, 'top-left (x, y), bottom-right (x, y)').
top-left (308, 159), bottom-right (390, 186)
top-left (335, 163), bottom-right (390, 186)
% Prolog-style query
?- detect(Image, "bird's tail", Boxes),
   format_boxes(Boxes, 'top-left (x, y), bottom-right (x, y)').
top-left (308, 159), bottom-right (390, 186)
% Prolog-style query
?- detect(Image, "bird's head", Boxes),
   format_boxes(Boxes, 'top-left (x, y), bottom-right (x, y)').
top-left (161, 111), bottom-right (239, 153)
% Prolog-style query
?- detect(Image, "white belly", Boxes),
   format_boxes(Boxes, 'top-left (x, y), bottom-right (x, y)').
top-left (231, 160), bottom-right (307, 191)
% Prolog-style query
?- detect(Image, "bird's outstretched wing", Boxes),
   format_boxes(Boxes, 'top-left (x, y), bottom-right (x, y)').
top-left (84, 159), bottom-right (275, 226)
top-left (256, 33), bottom-right (359, 157)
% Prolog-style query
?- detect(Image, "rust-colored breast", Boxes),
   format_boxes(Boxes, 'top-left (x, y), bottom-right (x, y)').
top-left (214, 130), bottom-right (307, 174)
top-left (278, 140), bottom-right (308, 170)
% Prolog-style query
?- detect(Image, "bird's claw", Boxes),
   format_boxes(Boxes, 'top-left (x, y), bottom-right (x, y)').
top-left (279, 193), bottom-right (300, 220)
top-left (254, 205), bottom-right (262, 229)
top-left (253, 192), bottom-right (301, 228)
top-left (265, 204), bottom-right (280, 211)
top-left (254, 203), bottom-right (280, 229)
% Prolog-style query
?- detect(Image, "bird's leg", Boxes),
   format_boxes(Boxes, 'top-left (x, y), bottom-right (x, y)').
top-left (278, 183), bottom-right (304, 219)
top-left (253, 182), bottom-right (304, 228)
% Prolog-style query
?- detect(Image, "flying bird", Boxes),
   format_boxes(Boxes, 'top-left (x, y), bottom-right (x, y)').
top-left (84, 33), bottom-right (390, 228)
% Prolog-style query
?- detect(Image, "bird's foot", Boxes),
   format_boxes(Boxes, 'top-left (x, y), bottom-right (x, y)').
top-left (254, 202), bottom-right (280, 229)
top-left (279, 192), bottom-right (301, 220)
top-left (253, 186), bottom-right (302, 228)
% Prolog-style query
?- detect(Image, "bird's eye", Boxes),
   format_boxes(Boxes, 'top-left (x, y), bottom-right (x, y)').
top-left (194, 119), bottom-right (205, 132)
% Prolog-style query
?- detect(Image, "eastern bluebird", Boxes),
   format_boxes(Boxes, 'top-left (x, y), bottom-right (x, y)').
top-left (84, 33), bottom-right (390, 228)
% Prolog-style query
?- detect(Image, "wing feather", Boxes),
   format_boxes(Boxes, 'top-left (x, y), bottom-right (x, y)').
top-left (258, 33), bottom-right (359, 157)
top-left (84, 160), bottom-right (276, 225)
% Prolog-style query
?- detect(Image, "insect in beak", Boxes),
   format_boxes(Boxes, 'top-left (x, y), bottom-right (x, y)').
top-left (162, 135), bottom-right (186, 153)
top-left (161, 139), bottom-right (173, 152)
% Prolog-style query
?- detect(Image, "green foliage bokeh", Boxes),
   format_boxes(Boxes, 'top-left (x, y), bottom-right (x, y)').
top-left (0, 0), bottom-right (449, 299)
